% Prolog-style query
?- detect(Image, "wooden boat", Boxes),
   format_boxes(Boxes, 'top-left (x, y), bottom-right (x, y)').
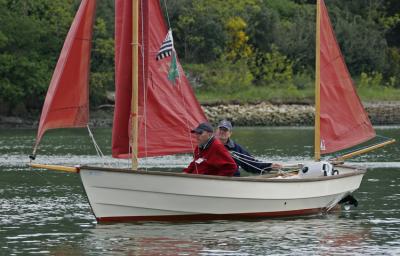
top-left (29, 0), bottom-right (394, 222)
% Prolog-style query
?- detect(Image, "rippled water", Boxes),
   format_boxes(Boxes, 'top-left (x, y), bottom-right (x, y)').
top-left (0, 127), bottom-right (399, 255)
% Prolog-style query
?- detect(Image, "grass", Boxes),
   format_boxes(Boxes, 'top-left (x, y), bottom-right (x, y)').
top-left (195, 86), bottom-right (400, 105)
top-left (196, 87), bottom-right (314, 105)
top-left (357, 86), bottom-right (400, 101)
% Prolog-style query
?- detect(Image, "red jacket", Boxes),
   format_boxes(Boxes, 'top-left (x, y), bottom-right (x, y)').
top-left (183, 137), bottom-right (237, 176)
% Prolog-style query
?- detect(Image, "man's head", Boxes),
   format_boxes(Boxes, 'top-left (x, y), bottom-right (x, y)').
top-left (191, 122), bottom-right (214, 145)
top-left (216, 120), bottom-right (232, 144)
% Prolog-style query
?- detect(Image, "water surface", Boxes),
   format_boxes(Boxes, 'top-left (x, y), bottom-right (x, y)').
top-left (0, 127), bottom-right (399, 255)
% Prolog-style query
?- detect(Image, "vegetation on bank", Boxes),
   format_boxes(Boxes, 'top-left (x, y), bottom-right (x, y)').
top-left (195, 82), bottom-right (400, 105)
top-left (1, 0), bottom-right (400, 117)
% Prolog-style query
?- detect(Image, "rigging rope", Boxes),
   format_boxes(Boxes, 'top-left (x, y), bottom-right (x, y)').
top-left (162, 0), bottom-right (172, 28)
top-left (87, 125), bottom-right (107, 166)
top-left (177, 68), bottom-right (197, 174)
top-left (231, 151), bottom-right (274, 164)
top-left (230, 152), bottom-right (268, 175)
top-left (141, 0), bottom-right (148, 171)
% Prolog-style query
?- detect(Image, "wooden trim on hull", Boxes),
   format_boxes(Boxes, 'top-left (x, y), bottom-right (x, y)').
top-left (96, 207), bottom-right (334, 223)
top-left (80, 165), bottom-right (366, 183)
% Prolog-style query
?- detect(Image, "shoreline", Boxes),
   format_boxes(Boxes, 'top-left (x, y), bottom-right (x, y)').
top-left (1, 102), bottom-right (400, 129)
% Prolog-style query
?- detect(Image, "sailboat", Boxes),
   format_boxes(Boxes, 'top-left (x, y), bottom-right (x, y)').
top-left (29, 0), bottom-right (394, 222)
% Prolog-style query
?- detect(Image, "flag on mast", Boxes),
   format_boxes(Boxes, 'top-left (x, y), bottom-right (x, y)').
top-left (156, 29), bottom-right (173, 60)
top-left (156, 29), bottom-right (180, 83)
top-left (168, 50), bottom-right (180, 83)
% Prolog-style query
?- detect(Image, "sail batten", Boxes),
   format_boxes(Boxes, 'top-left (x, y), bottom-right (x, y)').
top-left (33, 0), bottom-right (96, 154)
top-left (319, 0), bottom-right (375, 155)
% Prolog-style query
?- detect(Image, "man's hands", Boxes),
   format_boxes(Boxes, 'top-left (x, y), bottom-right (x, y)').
top-left (271, 163), bottom-right (283, 170)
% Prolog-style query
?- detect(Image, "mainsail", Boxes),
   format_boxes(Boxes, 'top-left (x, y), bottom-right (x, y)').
top-left (33, 0), bottom-right (96, 154)
top-left (112, 0), bottom-right (207, 158)
top-left (318, 0), bottom-right (375, 155)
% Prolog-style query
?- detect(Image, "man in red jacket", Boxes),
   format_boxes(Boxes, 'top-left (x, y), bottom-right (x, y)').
top-left (183, 122), bottom-right (238, 176)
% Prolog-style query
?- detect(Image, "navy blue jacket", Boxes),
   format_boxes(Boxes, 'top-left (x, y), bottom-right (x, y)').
top-left (224, 139), bottom-right (272, 174)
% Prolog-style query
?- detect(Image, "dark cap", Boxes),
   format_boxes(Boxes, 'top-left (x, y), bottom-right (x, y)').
top-left (218, 120), bottom-right (232, 131)
top-left (191, 122), bottom-right (214, 134)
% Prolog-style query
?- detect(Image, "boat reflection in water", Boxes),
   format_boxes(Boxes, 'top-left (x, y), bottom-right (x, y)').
top-left (76, 216), bottom-right (374, 255)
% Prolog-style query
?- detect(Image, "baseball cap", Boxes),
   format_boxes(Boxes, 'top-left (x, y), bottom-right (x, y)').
top-left (218, 120), bottom-right (232, 131)
top-left (191, 122), bottom-right (214, 134)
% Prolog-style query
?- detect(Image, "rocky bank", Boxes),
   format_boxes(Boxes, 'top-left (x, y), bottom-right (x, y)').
top-left (204, 102), bottom-right (400, 126)
top-left (1, 102), bottom-right (399, 128)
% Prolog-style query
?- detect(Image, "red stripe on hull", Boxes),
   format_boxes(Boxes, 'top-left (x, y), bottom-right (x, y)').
top-left (96, 208), bottom-right (338, 223)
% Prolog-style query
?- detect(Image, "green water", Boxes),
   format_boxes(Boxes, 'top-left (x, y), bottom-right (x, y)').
top-left (0, 127), bottom-right (399, 255)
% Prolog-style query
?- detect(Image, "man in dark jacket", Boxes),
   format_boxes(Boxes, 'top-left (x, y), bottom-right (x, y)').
top-left (183, 122), bottom-right (238, 176)
top-left (217, 120), bottom-right (282, 174)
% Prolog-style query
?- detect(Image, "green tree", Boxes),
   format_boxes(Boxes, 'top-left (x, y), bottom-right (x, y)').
top-left (225, 17), bottom-right (253, 61)
top-left (90, 17), bottom-right (114, 106)
top-left (172, 1), bottom-right (226, 63)
top-left (169, 0), bottom-right (261, 63)
top-left (327, 0), bottom-right (388, 75)
top-left (273, 3), bottom-right (315, 74)
top-left (0, 0), bottom-right (116, 114)
top-left (0, 0), bottom-right (74, 114)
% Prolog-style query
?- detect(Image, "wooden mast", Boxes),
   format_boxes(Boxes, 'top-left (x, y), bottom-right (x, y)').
top-left (314, 0), bottom-right (321, 161)
top-left (131, 0), bottom-right (139, 170)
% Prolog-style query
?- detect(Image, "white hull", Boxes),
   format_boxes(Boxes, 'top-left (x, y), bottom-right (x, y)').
top-left (79, 166), bottom-right (366, 222)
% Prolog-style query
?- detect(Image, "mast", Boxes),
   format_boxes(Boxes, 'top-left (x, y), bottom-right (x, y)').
top-left (131, 0), bottom-right (139, 170)
top-left (314, 0), bottom-right (321, 161)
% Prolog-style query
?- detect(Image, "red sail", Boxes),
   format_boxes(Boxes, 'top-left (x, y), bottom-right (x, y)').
top-left (112, 0), bottom-right (207, 158)
top-left (33, 0), bottom-right (96, 152)
top-left (319, 0), bottom-right (375, 154)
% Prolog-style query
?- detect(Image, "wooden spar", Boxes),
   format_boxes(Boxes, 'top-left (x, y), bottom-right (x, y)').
top-left (131, 0), bottom-right (139, 170)
top-left (330, 139), bottom-right (396, 161)
top-left (29, 163), bottom-right (79, 173)
top-left (314, 0), bottom-right (321, 161)
top-left (282, 163), bottom-right (303, 169)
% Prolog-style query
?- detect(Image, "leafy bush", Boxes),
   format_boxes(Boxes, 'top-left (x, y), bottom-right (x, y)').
top-left (187, 56), bottom-right (253, 94)
top-left (358, 72), bottom-right (383, 88)
top-left (248, 45), bottom-right (294, 87)
top-left (293, 72), bottom-right (313, 90)
top-left (385, 47), bottom-right (400, 88)
top-left (90, 72), bottom-right (113, 107)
